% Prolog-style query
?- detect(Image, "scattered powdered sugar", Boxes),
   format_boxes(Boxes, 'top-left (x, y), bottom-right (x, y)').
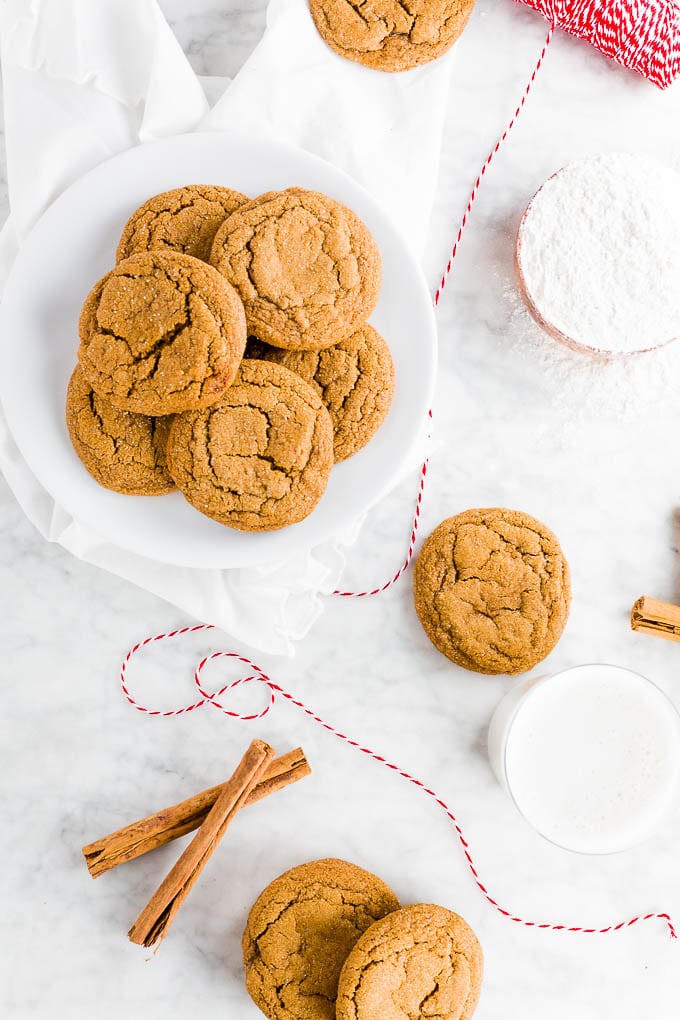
top-left (517, 153), bottom-right (680, 354)
top-left (505, 282), bottom-right (680, 422)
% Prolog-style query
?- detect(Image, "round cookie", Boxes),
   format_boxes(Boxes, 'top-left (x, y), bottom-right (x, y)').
top-left (78, 250), bottom-right (247, 416)
top-left (210, 188), bottom-right (382, 351)
top-left (309, 0), bottom-right (475, 73)
top-left (243, 858), bottom-right (401, 1020)
top-left (116, 184), bottom-right (248, 264)
top-left (247, 325), bottom-right (394, 461)
top-left (165, 360), bottom-right (334, 531)
top-left (413, 508), bottom-right (571, 675)
top-left (65, 365), bottom-right (175, 496)
top-left (336, 904), bottom-right (483, 1020)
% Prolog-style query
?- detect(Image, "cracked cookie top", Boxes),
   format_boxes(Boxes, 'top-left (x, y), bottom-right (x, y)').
top-left (246, 324), bottom-right (394, 461)
top-left (116, 184), bottom-right (248, 264)
top-left (309, 0), bottom-right (475, 72)
top-left (336, 904), bottom-right (483, 1020)
top-left (165, 359), bottom-right (334, 531)
top-left (414, 509), bottom-right (571, 675)
top-left (210, 188), bottom-right (382, 351)
top-left (77, 251), bottom-right (247, 416)
top-left (242, 858), bottom-right (401, 1020)
top-left (65, 365), bottom-right (175, 496)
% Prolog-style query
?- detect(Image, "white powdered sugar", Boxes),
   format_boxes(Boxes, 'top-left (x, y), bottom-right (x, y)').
top-left (504, 282), bottom-right (680, 422)
top-left (517, 153), bottom-right (680, 354)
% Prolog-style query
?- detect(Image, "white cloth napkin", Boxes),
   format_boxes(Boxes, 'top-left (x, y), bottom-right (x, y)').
top-left (0, 0), bottom-right (453, 654)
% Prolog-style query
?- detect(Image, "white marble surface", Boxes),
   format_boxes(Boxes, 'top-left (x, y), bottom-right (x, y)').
top-left (2, 1), bottom-right (680, 1017)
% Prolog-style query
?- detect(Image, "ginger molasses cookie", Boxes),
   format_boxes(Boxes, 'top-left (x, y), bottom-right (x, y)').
top-left (116, 184), bottom-right (248, 264)
top-left (414, 508), bottom-right (571, 675)
top-left (65, 365), bottom-right (175, 496)
top-left (247, 324), bottom-right (394, 461)
top-left (210, 188), bottom-right (381, 351)
top-left (309, 0), bottom-right (475, 73)
top-left (78, 251), bottom-right (247, 416)
top-left (336, 904), bottom-right (483, 1020)
top-left (165, 360), bottom-right (334, 531)
top-left (243, 858), bottom-right (400, 1020)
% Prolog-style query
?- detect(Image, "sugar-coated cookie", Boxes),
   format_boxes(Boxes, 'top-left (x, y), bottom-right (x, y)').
top-left (65, 365), bottom-right (175, 496)
top-left (116, 184), bottom-right (248, 263)
top-left (210, 188), bottom-right (381, 351)
top-left (78, 251), bottom-right (247, 416)
top-left (165, 360), bottom-right (334, 531)
top-left (309, 0), bottom-right (475, 72)
top-left (246, 324), bottom-right (394, 461)
top-left (336, 904), bottom-right (483, 1020)
top-left (414, 508), bottom-right (571, 675)
top-left (243, 858), bottom-right (401, 1020)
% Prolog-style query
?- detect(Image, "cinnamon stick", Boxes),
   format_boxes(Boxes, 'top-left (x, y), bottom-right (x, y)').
top-left (83, 748), bottom-right (310, 879)
top-left (128, 739), bottom-right (274, 948)
top-left (631, 596), bottom-right (680, 642)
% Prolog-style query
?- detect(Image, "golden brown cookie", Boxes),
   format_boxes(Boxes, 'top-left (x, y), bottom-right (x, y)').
top-left (413, 508), bottom-right (571, 675)
top-left (210, 188), bottom-right (382, 351)
top-left (309, 0), bottom-right (475, 72)
top-left (243, 858), bottom-right (401, 1020)
top-left (78, 251), bottom-right (247, 416)
top-left (247, 325), bottom-right (394, 461)
top-left (336, 904), bottom-right (483, 1020)
top-left (165, 360), bottom-right (334, 531)
top-left (65, 365), bottom-right (175, 496)
top-left (116, 184), bottom-right (248, 264)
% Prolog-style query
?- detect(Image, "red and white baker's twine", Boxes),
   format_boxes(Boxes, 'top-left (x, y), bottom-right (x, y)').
top-left (334, 24), bottom-right (554, 598)
top-left (121, 626), bottom-right (676, 939)
top-left (520, 0), bottom-right (680, 90)
top-left (120, 9), bottom-right (680, 940)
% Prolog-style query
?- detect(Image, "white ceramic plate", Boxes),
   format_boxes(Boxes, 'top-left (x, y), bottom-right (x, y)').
top-left (0, 132), bottom-right (437, 568)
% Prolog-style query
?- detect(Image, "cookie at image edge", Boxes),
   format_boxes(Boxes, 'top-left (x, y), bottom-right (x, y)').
top-left (336, 903), bottom-right (483, 1020)
top-left (116, 184), bottom-right (249, 263)
top-left (210, 188), bottom-right (382, 351)
top-left (413, 508), bottom-right (571, 675)
top-left (65, 365), bottom-right (175, 496)
top-left (165, 360), bottom-right (334, 532)
top-left (309, 0), bottom-right (476, 73)
top-left (78, 250), bottom-right (247, 416)
top-left (243, 858), bottom-right (401, 1020)
top-left (247, 324), bottom-right (395, 461)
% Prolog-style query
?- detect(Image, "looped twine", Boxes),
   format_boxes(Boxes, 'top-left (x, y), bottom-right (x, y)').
top-left (121, 625), bottom-right (276, 721)
top-left (120, 625), bottom-right (677, 942)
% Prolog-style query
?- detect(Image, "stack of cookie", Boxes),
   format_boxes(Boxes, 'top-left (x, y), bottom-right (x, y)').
top-left (66, 183), bottom-right (394, 532)
top-left (243, 858), bottom-right (483, 1020)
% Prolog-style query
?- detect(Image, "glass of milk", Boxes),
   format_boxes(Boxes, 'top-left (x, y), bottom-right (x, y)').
top-left (487, 664), bottom-right (680, 853)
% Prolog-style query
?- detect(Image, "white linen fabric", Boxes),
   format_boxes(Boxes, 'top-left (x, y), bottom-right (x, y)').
top-left (0, 0), bottom-right (452, 653)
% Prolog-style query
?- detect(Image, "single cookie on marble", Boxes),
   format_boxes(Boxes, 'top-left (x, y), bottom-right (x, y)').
top-left (65, 364), bottom-right (175, 496)
top-left (243, 858), bottom-right (401, 1020)
top-left (413, 508), bottom-right (571, 675)
top-left (116, 184), bottom-right (249, 264)
top-left (336, 904), bottom-right (483, 1020)
top-left (246, 324), bottom-right (394, 461)
top-left (165, 359), bottom-right (334, 531)
top-left (210, 188), bottom-right (382, 351)
top-left (78, 250), bottom-right (247, 416)
top-left (309, 0), bottom-right (475, 73)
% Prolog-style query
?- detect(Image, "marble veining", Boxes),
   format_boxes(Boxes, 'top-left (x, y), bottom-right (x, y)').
top-left (2, 1), bottom-right (680, 1018)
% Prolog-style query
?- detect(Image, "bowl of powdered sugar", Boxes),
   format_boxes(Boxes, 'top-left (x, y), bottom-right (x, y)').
top-left (515, 153), bottom-right (680, 358)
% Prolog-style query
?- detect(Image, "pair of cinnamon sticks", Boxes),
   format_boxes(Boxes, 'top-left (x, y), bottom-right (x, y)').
top-left (82, 741), bottom-right (310, 948)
